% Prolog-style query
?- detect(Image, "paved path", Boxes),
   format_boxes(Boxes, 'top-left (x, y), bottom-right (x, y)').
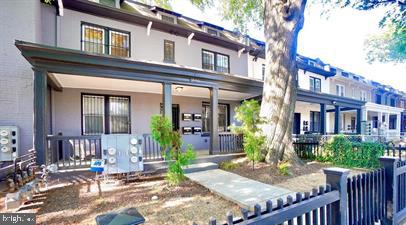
top-left (185, 164), bottom-right (294, 210)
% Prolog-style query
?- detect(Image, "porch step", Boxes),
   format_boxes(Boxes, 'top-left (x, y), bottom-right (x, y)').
top-left (183, 162), bottom-right (218, 174)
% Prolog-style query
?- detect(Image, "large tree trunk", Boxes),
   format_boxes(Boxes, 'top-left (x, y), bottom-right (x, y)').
top-left (260, 0), bottom-right (307, 166)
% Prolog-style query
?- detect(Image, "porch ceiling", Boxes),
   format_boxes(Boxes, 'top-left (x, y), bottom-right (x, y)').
top-left (51, 73), bottom-right (256, 101)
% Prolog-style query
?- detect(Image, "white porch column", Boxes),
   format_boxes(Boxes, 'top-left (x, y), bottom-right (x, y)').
top-left (397, 113), bottom-right (401, 135)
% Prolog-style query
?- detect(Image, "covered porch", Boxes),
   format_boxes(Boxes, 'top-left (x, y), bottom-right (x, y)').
top-left (16, 41), bottom-right (262, 168)
top-left (363, 102), bottom-right (403, 138)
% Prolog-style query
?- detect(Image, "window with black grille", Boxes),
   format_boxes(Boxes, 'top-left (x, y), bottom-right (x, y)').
top-left (202, 50), bottom-right (229, 73)
top-left (81, 23), bottom-right (130, 57)
top-left (82, 94), bottom-right (130, 135)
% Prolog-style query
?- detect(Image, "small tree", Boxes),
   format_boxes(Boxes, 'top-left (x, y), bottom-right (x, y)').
top-left (150, 115), bottom-right (196, 185)
top-left (231, 100), bottom-right (265, 170)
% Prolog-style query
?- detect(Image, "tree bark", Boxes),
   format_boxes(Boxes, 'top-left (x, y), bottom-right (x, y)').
top-left (260, 0), bottom-right (307, 166)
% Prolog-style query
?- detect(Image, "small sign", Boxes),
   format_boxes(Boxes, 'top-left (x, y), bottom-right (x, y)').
top-left (90, 159), bottom-right (105, 172)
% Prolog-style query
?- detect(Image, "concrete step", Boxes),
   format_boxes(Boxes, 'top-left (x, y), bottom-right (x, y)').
top-left (183, 162), bottom-right (218, 174)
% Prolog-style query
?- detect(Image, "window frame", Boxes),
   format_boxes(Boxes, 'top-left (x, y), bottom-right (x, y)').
top-left (309, 111), bottom-right (321, 133)
top-left (80, 22), bottom-right (131, 58)
top-left (81, 93), bottom-right (131, 135)
top-left (336, 84), bottom-right (345, 97)
top-left (309, 76), bottom-right (321, 92)
top-left (389, 115), bottom-right (397, 130)
top-left (201, 102), bottom-right (231, 134)
top-left (163, 40), bottom-right (175, 63)
top-left (201, 49), bottom-right (230, 73)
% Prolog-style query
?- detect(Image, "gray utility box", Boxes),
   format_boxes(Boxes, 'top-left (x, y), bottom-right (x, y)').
top-left (0, 126), bottom-right (19, 161)
top-left (101, 134), bottom-right (144, 174)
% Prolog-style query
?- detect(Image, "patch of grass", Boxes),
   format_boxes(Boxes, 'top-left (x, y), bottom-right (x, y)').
top-left (278, 162), bottom-right (290, 176)
top-left (219, 160), bottom-right (240, 171)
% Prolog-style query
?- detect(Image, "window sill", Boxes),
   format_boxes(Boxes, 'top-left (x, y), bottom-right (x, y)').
top-left (163, 59), bottom-right (176, 64)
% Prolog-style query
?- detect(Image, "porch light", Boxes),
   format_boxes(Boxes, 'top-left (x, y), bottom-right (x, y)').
top-left (147, 21), bottom-right (153, 36)
top-left (175, 86), bottom-right (184, 93)
top-left (188, 33), bottom-right (195, 45)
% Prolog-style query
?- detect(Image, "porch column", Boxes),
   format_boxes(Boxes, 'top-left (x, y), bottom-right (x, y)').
top-left (356, 108), bottom-right (362, 134)
top-left (162, 83), bottom-right (172, 122)
top-left (33, 68), bottom-right (47, 165)
top-left (320, 103), bottom-right (326, 135)
top-left (209, 87), bottom-right (219, 154)
top-left (396, 113), bottom-right (401, 134)
top-left (334, 105), bottom-right (341, 134)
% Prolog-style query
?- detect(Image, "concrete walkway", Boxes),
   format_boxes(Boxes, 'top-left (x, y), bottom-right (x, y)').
top-left (185, 163), bottom-right (294, 210)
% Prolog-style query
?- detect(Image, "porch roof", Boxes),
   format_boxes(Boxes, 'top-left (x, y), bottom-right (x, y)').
top-left (297, 88), bottom-right (365, 109)
top-left (15, 40), bottom-right (263, 95)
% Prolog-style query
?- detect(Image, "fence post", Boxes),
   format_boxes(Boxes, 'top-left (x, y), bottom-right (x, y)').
top-left (323, 167), bottom-right (350, 225)
top-left (379, 156), bottom-right (398, 225)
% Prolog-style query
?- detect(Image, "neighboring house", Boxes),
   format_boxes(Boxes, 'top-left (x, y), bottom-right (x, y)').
top-left (0, 0), bottom-right (404, 167)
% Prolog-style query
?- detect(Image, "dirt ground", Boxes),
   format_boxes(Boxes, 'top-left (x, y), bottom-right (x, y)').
top-left (1, 175), bottom-right (240, 225)
top-left (224, 158), bottom-right (367, 193)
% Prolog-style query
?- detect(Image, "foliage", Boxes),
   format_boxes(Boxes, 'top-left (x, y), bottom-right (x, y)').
top-left (320, 135), bottom-right (385, 168)
top-left (150, 115), bottom-right (173, 158)
top-left (278, 162), bottom-right (290, 176)
top-left (219, 160), bottom-right (240, 171)
top-left (150, 115), bottom-right (196, 185)
top-left (231, 100), bottom-right (266, 169)
top-left (318, 0), bottom-right (405, 63)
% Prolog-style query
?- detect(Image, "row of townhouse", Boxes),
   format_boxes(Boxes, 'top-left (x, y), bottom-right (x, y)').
top-left (0, 0), bottom-right (405, 165)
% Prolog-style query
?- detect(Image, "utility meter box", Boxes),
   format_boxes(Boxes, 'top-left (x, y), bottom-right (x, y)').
top-left (101, 134), bottom-right (144, 174)
top-left (0, 126), bottom-right (19, 161)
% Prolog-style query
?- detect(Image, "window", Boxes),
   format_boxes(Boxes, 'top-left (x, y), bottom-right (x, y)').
top-left (375, 94), bottom-right (382, 104)
top-left (341, 72), bottom-right (349, 77)
top-left (360, 91), bottom-right (367, 101)
top-left (261, 64), bottom-right (265, 81)
top-left (336, 84), bottom-right (345, 97)
top-left (206, 27), bottom-right (219, 36)
top-left (159, 104), bottom-right (180, 131)
top-left (350, 117), bottom-right (356, 130)
top-left (310, 111), bottom-right (320, 133)
top-left (390, 98), bottom-right (396, 107)
top-left (82, 94), bottom-right (130, 135)
top-left (309, 77), bottom-right (321, 92)
top-left (202, 50), bottom-right (229, 73)
top-left (389, 115), bottom-right (397, 129)
top-left (164, 40), bottom-right (175, 62)
top-left (81, 23), bottom-right (130, 57)
top-left (202, 103), bottom-right (229, 133)
top-left (161, 14), bottom-right (176, 24)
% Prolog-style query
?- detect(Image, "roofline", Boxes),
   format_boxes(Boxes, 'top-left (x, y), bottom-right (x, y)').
top-left (63, 0), bottom-right (250, 52)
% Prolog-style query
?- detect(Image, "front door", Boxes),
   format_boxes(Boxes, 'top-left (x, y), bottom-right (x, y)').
top-left (293, 113), bottom-right (301, 134)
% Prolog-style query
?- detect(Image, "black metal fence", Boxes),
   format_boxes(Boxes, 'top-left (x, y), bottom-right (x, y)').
top-left (196, 157), bottom-right (404, 225)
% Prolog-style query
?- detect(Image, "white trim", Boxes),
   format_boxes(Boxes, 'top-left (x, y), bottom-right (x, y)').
top-left (187, 33), bottom-right (194, 45)
top-left (146, 21), bottom-right (152, 36)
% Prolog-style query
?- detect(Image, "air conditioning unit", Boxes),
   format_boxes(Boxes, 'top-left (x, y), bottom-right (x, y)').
top-left (101, 134), bottom-right (143, 174)
top-left (0, 126), bottom-right (19, 161)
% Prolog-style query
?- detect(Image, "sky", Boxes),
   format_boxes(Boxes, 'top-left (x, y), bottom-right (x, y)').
top-left (170, 0), bottom-right (406, 91)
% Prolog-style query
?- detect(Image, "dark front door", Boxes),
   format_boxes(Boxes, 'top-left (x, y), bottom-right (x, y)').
top-left (172, 104), bottom-right (180, 131)
top-left (293, 113), bottom-right (301, 134)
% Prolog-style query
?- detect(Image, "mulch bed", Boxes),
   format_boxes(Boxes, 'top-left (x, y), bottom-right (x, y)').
top-left (1, 174), bottom-right (240, 225)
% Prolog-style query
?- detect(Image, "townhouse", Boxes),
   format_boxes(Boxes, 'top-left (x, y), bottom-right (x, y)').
top-left (0, 0), bottom-right (404, 168)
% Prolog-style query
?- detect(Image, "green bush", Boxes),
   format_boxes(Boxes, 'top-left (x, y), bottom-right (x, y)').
top-left (278, 162), bottom-right (290, 176)
top-left (231, 99), bottom-right (265, 170)
top-left (219, 160), bottom-right (240, 170)
top-left (321, 135), bottom-right (384, 168)
top-left (150, 115), bottom-right (196, 185)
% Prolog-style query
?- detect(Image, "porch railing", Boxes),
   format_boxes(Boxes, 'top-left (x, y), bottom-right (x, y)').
top-left (218, 133), bottom-right (243, 154)
top-left (46, 135), bottom-right (101, 169)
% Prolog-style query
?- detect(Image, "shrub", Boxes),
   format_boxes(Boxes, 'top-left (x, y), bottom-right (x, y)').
top-left (322, 135), bottom-right (384, 168)
top-left (219, 160), bottom-right (240, 170)
top-left (231, 100), bottom-right (266, 170)
top-left (278, 162), bottom-right (290, 176)
top-left (150, 115), bottom-right (196, 185)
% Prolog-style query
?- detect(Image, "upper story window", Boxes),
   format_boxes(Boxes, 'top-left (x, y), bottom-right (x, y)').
top-left (164, 40), bottom-right (175, 63)
top-left (160, 14), bottom-right (177, 24)
top-left (341, 72), bottom-right (349, 77)
top-left (202, 50), bottom-right (229, 73)
top-left (261, 64), bottom-right (266, 81)
top-left (375, 94), bottom-right (382, 104)
top-left (309, 76), bottom-right (321, 92)
top-left (390, 98), bottom-right (396, 107)
top-left (360, 90), bottom-right (367, 101)
top-left (336, 84), bottom-right (345, 97)
top-left (206, 27), bottom-right (219, 36)
top-left (81, 23), bottom-right (130, 57)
